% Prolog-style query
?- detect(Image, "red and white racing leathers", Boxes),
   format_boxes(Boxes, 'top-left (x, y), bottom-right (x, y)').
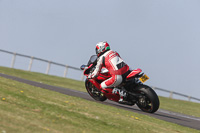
top-left (90, 50), bottom-right (129, 89)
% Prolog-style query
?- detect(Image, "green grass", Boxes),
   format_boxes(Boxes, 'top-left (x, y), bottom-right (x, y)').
top-left (159, 97), bottom-right (200, 117)
top-left (0, 66), bottom-right (200, 118)
top-left (0, 66), bottom-right (85, 92)
top-left (0, 76), bottom-right (199, 133)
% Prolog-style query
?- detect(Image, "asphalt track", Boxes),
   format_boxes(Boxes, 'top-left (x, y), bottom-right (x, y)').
top-left (0, 73), bottom-right (200, 130)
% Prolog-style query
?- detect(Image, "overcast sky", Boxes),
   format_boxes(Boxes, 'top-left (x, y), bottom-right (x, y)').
top-left (0, 0), bottom-right (200, 99)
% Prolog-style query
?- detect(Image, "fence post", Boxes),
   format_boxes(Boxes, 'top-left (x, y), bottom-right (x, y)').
top-left (46, 61), bottom-right (51, 74)
top-left (169, 91), bottom-right (173, 99)
top-left (81, 73), bottom-right (84, 81)
top-left (11, 53), bottom-right (16, 68)
top-left (63, 65), bottom-right (68, 77)
top-left (188, 96), bottom-right (191, 101)
top-left (28, 56), bottom-right (34, 71)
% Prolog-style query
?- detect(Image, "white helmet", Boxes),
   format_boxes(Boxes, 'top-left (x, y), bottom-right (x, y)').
top-left (95, 41), bottom-right (110, 56)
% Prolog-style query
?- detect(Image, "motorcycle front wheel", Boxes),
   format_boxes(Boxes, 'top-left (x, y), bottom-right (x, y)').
top-left (85, 79), bottom-right (107, 101)
top-left (135, 85), bottom-right (160, 113)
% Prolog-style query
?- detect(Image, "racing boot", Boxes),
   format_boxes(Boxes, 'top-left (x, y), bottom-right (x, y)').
top-left (118, 90), bottom-right (128, 103)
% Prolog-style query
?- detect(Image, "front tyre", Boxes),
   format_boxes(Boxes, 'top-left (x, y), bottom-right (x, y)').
top-left (135, 85), bottom-right (160, 113)
top-left (85, 79), bottom-right (107, 101)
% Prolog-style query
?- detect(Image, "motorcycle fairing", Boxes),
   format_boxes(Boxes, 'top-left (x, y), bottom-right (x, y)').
top-left (87, 78), bottom-right (120, 102)
top-left (96, 72), bottom-right (111, 81)
top-left (126, 68), bottom-right (142, 80)
top-left (83, 64), bottom-right (94, 76)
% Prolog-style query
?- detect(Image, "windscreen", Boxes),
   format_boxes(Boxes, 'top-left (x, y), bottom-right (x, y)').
top-left (87, 55), bottom-right (97, 66)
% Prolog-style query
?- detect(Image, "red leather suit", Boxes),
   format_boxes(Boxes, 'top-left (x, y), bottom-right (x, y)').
top-left (91, 50), bottom-right (129, 89)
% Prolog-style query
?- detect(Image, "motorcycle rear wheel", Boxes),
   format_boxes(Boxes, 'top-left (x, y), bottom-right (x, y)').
top-left (135, 85), bottom-right (160, 113)
top-left (85, 79), bottom-right (107, 101)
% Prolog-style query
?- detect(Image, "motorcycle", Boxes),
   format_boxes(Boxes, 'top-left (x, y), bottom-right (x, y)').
top-left (80, 55), bottom-right (159, 113)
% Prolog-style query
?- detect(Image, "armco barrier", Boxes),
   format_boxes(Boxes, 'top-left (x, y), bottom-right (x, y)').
top-left (0, 49), bottom-right (199, 102)
top-left (0, 49), bottom-right (84, 80)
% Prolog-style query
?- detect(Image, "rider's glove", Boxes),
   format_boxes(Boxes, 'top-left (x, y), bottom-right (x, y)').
top-left (88, 74), bottom-right (93, 79)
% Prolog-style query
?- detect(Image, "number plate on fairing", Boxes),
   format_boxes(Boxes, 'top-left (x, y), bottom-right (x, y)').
top-left (139, 74), bottom-right (149, 83)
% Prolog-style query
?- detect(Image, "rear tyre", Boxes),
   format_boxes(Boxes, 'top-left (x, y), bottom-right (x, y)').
top-left (135, 85), bottom-right (159, 113)
top-left (85, 79), bottom-right (107, 101)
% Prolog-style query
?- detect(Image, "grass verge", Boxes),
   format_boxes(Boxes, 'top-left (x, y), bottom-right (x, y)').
top-left (0, 76), bottom-right (199, 133)
top-left (0, 66), bottom-right (200, 118)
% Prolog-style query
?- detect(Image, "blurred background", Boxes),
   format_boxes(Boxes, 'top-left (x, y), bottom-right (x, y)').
top-left (0, 0), bottom-right (200, 101)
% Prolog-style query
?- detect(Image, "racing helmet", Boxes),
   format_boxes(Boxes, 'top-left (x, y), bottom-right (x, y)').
top-left (95, 41), bottom-right (110, 56)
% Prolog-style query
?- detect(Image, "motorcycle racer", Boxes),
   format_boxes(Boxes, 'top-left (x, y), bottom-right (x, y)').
top-left (88, 41), bottom-right (130, 102)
